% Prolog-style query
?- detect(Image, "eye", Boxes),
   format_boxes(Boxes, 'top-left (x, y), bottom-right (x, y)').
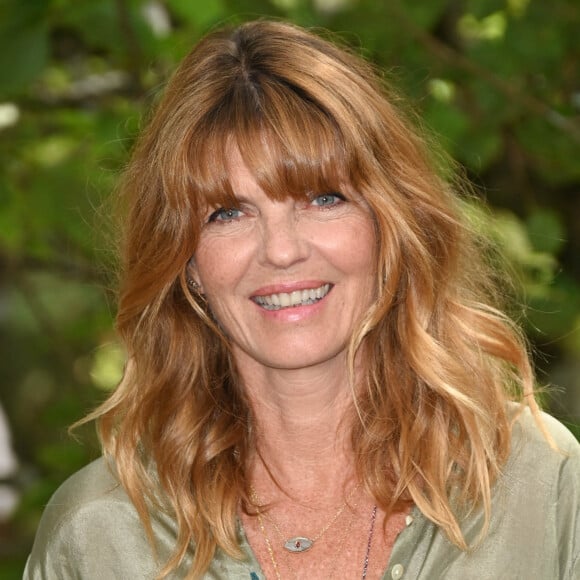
top-left (310, 193), bottom-right (346, 207)
top-left (207, 207), bottom-right (244, 222)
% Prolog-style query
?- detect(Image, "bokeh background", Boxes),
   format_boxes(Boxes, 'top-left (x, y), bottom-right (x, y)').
top-left (1, 0), bottom-right (579, 575)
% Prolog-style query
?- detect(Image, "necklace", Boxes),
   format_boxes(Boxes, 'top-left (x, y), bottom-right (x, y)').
top-left (254, 500), bottom-right (378, 580)
top-left (324, 502), bottom-right (367, 579)
top-left (249, 484), bottom-right (360, 553)
top-left (255, 508), bottom-right (283, 580)
top-left (361, 505), bottom-right (377, 579)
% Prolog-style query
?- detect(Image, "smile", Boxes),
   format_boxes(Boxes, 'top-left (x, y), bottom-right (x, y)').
top-left (252, 284), bottom-right (332, 311)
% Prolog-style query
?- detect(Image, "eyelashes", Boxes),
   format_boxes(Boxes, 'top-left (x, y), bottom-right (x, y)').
top-left (207, 207), bottom-right (244, 223)
top-left (310, 192), bottom-right (346, 207)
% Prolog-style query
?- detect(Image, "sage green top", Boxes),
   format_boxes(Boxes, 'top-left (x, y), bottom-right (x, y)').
top-left (24, 406), bottom-right (580, 579)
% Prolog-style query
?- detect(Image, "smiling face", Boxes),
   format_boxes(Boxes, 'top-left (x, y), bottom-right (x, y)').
top-left (190, 148), bottom-right (377, 375)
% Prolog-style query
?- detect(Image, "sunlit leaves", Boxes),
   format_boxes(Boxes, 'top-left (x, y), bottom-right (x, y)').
top-left (0, 103), bottom-right (20, 129)
top-left (458, 11), bottom-right (507, 43)
top-left (428, 79), bottom-right (456, 103)
top-left (90, 342), bottom-right (125, 391)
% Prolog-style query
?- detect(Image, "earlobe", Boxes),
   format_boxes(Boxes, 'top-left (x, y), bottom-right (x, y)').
top-left (186, 259), bottom-right (205, 294)
top-left (187, 278), bottom-right (202, 292)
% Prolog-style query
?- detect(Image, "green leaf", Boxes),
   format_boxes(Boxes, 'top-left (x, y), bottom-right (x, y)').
top-left (37, 440), bottom-right (88, 473)
top-left (457, 126), bottom-right (503, 172)
top-left (423, 99), bottom-right (470, 157)
top-left (526, 274), bottom-right (580, 341)
top-left (166, 0), bottom-right (227, 28)
top-left (90, 341), bottom-right (126, 391)
top-left (0, 0), bottom-right (49, 96)
top-left (396, 0), bottom-right (449, 29)
top-left (516, 118), bottom-right (580, 185)
top-left (526, 209), bottom-right (566, 255)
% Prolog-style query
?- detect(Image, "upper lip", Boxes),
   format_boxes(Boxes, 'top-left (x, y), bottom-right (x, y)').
top-left (251, 280), bottom-right (331, 297)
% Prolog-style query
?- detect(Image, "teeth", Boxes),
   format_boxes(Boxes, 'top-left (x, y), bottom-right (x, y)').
top-left (253, 284), bottom-right (331, 311)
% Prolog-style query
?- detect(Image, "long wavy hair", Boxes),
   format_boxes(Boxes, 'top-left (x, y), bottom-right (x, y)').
top-left (89, 19), bottom-right (543, 578)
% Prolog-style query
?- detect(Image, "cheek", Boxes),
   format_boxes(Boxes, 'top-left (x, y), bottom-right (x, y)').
top-left (193, 238), bottom-right (250, 294)
top-left (325, 220), bottom-right (376, 275)
top-left (355, 217), bottom-right (378, 264)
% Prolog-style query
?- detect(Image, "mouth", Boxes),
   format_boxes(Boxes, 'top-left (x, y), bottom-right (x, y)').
top-left (251, 283), bottom-right (332, 311)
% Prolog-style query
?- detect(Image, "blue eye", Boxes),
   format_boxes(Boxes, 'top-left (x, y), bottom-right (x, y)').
top-left (208, 207), bottom-right (243, 222)
top-left (311, 193), bottom-right (346, 207)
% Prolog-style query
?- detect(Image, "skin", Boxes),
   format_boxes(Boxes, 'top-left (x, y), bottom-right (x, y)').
top-left (191, 150), bottom-right (377, 376)
top-left (190, 149), bottom-right (405, 578)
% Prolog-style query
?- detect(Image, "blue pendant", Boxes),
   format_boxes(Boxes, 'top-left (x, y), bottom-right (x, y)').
top-left (284, 536), bottom-right (313, 552)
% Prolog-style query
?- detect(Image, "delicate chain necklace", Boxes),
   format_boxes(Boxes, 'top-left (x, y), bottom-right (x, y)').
top-left (361, 505), bottom-right (377, 579)
top-left (253, 499), bottom-right (378, 580)
top-left (249, 484), bottom-right (360, 553)
top-left (324, 501), bottom-right (368, 579)
top-left (255, 508), bottom-right (283, 580)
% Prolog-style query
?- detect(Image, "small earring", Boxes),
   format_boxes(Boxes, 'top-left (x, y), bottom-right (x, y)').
top-left (187, 278), bottom-right (200, 292)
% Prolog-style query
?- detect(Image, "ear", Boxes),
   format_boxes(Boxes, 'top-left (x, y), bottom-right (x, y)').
top-left (186, 258), bottom-right (205, 294)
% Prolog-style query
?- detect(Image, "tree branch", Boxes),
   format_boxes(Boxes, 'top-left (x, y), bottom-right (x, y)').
top-left (388, 2), bottom-right (580, 143)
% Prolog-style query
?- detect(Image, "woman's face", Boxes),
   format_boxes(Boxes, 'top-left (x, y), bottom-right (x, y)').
top-left (191, 148), bottom-right (377, 374)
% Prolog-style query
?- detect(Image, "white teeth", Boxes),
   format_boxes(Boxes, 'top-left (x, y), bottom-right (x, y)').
top-left (253, 284), bottom-right (331, 311)
top-left (290, 290), bottom-right (302, 306)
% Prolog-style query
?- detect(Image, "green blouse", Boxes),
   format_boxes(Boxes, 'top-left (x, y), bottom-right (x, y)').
top-left (24, 406), bottom-right (580, 579)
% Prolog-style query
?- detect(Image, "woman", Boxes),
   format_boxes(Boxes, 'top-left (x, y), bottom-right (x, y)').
top-left (25, 20), bottom-right (579, 579)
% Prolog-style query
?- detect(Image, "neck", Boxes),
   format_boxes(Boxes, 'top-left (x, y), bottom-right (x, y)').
top-left (235, 348), bottom-right (359, 499)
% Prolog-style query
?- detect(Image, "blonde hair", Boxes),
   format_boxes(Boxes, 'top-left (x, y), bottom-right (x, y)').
top-left (90, 20), bottom-right (541, 578)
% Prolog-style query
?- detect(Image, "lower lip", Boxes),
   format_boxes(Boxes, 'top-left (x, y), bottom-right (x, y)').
top-left (252, 290), bottom-right (332, 321)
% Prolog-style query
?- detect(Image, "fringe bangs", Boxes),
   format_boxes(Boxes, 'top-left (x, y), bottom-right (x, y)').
top-left (180, 79), bottom-right (354, 216)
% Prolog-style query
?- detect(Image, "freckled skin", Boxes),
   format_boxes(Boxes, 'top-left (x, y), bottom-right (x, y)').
top-left (191, 148), bottom-right (377, 377)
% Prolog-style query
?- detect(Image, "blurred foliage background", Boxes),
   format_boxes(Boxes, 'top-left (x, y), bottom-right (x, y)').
top-left (0, 0), bottom-right (578, 575)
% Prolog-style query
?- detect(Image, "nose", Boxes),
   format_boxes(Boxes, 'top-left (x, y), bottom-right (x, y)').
top-left (259, 202), bottom-right (310, 269)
